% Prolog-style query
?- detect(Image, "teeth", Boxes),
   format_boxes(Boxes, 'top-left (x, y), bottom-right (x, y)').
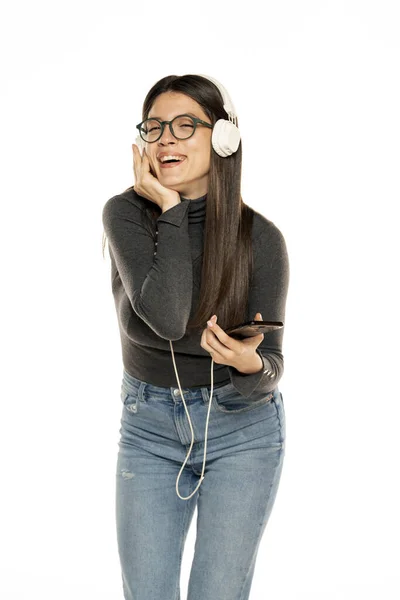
top-left (159, 155), bottom-right (185, 163)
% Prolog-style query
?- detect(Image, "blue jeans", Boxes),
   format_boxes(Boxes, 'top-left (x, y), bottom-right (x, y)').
top-left (116, 368), bottom-right (286, 600)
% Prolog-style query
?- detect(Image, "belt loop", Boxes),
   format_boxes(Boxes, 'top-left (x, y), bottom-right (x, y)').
top-left (201, 386), bottom-right (211, 405)
top-left (138, 381), bottom-right (147, 403)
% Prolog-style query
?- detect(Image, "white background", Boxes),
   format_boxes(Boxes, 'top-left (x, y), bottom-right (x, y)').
top-left (1, 1), bottom-right (399, 598)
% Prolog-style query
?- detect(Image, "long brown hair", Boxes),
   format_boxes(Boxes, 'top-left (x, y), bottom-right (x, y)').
top-left (102, 74), bottom-right (254, 333)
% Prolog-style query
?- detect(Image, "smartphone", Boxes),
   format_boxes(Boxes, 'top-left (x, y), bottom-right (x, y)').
top-left (224, 320), bottom-right (283, 339)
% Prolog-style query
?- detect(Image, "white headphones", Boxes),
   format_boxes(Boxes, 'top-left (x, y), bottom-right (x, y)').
top-left (135, 74), bottom-right (241, 157)
top-left (135, 75), bottom-right (241, 500)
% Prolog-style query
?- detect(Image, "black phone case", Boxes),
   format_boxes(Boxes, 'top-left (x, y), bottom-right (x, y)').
top-left (225, 320), bottom-right (283, 339)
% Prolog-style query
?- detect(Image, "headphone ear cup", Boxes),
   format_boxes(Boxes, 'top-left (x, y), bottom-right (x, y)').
top-left (211, 119), bottom-right (241, 157)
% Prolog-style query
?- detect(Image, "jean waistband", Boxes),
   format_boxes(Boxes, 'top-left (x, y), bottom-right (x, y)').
top-left (121, 368), bottom-right (231, 397)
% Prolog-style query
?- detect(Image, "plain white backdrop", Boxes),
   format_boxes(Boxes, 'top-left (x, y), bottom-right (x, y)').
top-left (1, 1), bottom-right (399, 598)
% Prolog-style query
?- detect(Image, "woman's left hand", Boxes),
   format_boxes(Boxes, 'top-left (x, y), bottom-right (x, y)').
top-left (200, 312), bottom-right (264, 372)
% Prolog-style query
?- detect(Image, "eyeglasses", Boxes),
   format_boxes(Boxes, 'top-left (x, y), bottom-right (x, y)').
top-left (136, 114), bottom-right (213, 143)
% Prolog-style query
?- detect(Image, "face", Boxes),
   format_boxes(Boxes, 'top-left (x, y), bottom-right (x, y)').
top-left (145, 91), bottom-right (213, 199)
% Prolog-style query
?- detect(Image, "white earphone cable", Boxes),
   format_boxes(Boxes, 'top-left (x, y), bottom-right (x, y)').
top-left (169, 340), bottom-right (214, 500)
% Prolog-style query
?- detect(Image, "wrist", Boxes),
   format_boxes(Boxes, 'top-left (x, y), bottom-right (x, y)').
top-left (160, 191), bottom-right (181, 213)
top-left (234, 352), bottom-right (263, 375)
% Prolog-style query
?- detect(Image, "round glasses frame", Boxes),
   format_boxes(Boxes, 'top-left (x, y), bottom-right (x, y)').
top-left (136, 114), bottom-right (213, 143)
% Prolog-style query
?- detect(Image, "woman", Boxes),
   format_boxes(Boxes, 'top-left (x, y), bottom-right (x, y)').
top-left (102, 73), bottom-right (289, 600)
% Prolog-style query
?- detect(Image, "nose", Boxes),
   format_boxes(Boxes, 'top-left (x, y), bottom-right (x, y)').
top-left (158, 122), bottom-right (176, 146)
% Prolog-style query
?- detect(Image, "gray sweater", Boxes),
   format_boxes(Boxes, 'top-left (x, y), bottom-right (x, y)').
top-left (102, 188), bottom-right (289, 398)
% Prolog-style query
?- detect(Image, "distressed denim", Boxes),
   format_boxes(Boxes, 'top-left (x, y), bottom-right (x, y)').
top-left (116, 368), bottom-right (286, 600)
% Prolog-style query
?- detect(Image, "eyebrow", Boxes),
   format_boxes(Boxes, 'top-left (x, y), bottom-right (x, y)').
top-left (148, 112), bottom-right (199, 120)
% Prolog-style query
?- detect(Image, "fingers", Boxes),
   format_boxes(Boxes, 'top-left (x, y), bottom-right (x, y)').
top-left (207, 320), bottom-right (233, 348)
top-left (132, 143), bottom-right (150, 171)
top-left (132, 143), bottom-right (145, 161)
top-left (204, 320), bottom-right (240, 356)
top-left (132, 144), bottom-right (148, 190)
top-left (132, 143), bottom-right (148, 158)
top-left (132, 144), bottom-right (140, 180)
top-left (201, 328), bottom-right (228, 360)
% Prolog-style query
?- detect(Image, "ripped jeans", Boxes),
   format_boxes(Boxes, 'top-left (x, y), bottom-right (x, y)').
top-left (116, 368), bottom-right (286, 600)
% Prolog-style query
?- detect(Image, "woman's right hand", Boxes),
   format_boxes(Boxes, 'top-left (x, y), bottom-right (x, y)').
top-left (132, 144), bottom-right (181, 212)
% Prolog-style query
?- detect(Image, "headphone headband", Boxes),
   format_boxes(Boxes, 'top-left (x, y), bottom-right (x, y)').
top-left (197, 74), bottom-right (238, 127)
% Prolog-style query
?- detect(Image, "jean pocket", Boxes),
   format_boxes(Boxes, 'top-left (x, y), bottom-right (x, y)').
top-left (120, 386), bottom-right (139, 413)
top-left (213, 386), bottom-right (274, 414)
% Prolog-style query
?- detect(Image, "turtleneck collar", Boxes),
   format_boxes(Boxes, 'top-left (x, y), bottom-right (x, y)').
top-left (181, 193), bottom-right (207, 224)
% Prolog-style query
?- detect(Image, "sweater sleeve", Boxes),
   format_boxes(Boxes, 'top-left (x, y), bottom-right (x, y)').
top-left (226, 223), bottom-right (290, 398)
top-left (102, 194), bottom-right (193, 340)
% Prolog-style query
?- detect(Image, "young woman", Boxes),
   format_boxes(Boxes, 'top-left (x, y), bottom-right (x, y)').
top-left (102, 73), bottom-right (289, 600)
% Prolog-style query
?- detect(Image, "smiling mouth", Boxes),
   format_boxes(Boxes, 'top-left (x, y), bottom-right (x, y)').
top-left (159, 157), bottom-right (187, 169)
